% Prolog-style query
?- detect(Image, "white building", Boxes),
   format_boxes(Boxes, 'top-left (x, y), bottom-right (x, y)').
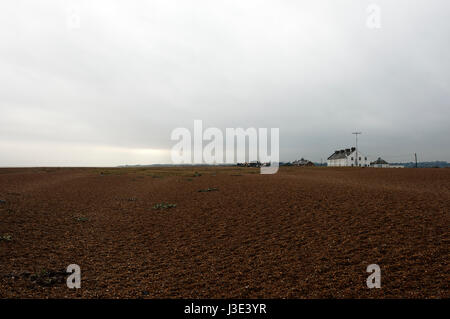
top-left (370, 157), bottom-right (404, 168)
top-left (292, 158), bottom-right (314, 166)
top-left (327, 147), bottom-right (370, 167)
top-left (370, 157), bottom-right (389, 168)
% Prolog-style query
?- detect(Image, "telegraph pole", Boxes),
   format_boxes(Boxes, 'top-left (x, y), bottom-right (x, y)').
top-left (352, 132), bottom-right (362, 166)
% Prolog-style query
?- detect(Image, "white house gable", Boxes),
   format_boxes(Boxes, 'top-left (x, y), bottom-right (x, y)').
top-left (327, 147), bottom-right (370, 167)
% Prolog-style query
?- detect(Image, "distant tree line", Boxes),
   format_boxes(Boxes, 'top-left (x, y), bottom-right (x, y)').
top-left (387, 161), bottom-right (449, 168)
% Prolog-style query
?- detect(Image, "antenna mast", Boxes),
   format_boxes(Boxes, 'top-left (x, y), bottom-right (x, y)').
top-left (352, 132), bottom-right (362, 166)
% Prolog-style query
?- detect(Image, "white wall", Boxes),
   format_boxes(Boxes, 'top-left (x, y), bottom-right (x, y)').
top-left (371, 163), bottom-right (389, 168)
top-left (349, 151), bottom-right (370, 167)
top-left (327, 151), bottom-right (370, 167)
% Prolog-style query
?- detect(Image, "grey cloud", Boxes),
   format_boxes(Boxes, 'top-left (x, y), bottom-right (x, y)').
top-left (1, 0), bottom-right (449, 166)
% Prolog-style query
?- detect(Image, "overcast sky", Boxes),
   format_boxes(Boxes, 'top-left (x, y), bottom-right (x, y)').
top-left (1, 0), bottom-right (449, 166)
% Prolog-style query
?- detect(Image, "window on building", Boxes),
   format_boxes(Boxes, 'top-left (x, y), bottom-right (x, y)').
top-left (351, 157), bottom-right (354, 160)
top-left (359, 157), bottom-right (361, 160)
top-left (365, 157), bottom-right (367, 160)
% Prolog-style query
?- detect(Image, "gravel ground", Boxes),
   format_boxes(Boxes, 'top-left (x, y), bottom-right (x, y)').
top-left (0, 166), bottom-right (448, 298)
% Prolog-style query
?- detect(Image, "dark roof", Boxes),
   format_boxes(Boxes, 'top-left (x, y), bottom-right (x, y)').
top-left (327, 147), bottom-right (356, 160)
top-left (292, 158), bottom-right (314, 166)
top-left (370, 157), bottom-right (389, 165)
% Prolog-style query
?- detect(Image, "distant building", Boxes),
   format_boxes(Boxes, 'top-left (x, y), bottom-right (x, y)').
top-left (292, 158), bottom-right (314, 166)
top-left (237, 161), bottom-right (262, 167)
top-left (327, 147), bottom-right (370, 167)
top-left (370, 157), bottom-right (404, 168)
top-left (248, 161), bottom-right (261, 167)
top-left (370, 157), bottom-right (389, 168)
